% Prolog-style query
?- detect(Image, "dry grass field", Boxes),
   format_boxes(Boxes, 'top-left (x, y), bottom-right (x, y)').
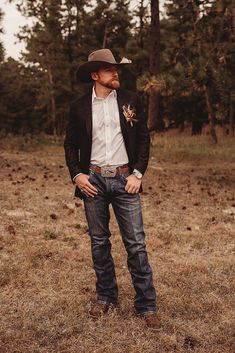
top-left (0, 133), bottom-right (234, 353)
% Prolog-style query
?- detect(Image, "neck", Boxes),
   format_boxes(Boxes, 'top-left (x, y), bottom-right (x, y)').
top-left (94, 82), bottom-right (112, 98)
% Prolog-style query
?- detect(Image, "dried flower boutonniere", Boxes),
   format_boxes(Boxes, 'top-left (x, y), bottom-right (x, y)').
top-left (122, 104), bottom-right (138, 127)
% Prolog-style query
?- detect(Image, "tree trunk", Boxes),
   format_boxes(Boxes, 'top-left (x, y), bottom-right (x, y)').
top-left (47, 64), bottom-right (57, 136)
top-left (232, 6), bottom-right (235, 41)
top-left (148, 0), bottom-right (161, 132)
top-left (102, 23), bottom-right (109, 48)
top-left (179, 121), bottom-right (185, 132)
top-left (229, 7), bottom-right (235, 136)
top-left (204, 85), bottom-right (218, 143)
top-left (139, 0), bottom-right (145, 49)
top-left (148, 89), bottom-right (159, 131)
top-left (66, 2), bottom-right (74, 93)
top-left (191, 119), bottom-right (203, 135)
top-left (229, 96), bottom-right (234, 136)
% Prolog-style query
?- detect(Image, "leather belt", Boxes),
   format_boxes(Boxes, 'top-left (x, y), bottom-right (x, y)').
top-left (90, 164), bottom-right (129, 177)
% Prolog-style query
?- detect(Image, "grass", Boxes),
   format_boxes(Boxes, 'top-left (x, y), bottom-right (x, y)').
top-left (150, 132), bottom-right (235, 163)
top-left (0, 132), bottom-right (64, 152)
top-left (0, 133), bottom-right (234, 353)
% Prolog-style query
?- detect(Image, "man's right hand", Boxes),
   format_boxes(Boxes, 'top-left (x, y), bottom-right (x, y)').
top-left (74, 173), bottom-right (98, 197)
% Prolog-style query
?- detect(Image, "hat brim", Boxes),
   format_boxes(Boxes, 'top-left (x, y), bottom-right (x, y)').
top-left (76, 60), bottom-right (129, 83)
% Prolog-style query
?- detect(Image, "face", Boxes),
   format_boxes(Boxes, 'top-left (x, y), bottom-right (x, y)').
top-left (91, 65), bottom-right (120, 89)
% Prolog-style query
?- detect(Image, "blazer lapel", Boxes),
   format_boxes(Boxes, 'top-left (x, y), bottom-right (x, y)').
top-left (117, 89), bottom-right (128, 139)
top-left (80, 91), bottom-right (92, 140)
top-left (85, 94), bottom-right (92, 139)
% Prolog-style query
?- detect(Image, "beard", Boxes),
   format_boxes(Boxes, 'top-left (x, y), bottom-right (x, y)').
top-left (100, 77), bottom-right (120, 90)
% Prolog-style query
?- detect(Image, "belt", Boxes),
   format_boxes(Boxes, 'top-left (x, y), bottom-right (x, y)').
top-left (90, 164), bottom-right (129, 177)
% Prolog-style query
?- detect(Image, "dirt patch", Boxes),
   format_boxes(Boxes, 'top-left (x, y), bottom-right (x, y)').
top-left (0, 143), bottom-right (234, 353)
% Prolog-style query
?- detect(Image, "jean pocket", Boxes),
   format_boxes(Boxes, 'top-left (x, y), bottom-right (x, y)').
top-left (120, 172), bottom-right (130, 183)
top-left (88, 170), bottom-right (95, 180)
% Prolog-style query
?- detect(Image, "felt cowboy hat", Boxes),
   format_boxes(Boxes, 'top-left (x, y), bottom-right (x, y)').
top-left (76, 48), bottom-right (132, 83)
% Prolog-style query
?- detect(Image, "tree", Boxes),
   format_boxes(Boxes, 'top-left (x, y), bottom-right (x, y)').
top-left (4, 0), bottom-right (232, 139)
top-left (0, 8), bottom-right (5, 62)
top-left (0, 58), bottom-right (43, 134)
top-left (148, 0), bottom-right (161, 131)
top-left (15, 0), bottom-right (72, 136)
top-left (85, 0), bottom-right (132, 58)
top-left (124, 1), bottom-right (150, 91)
top-left (3, 0), bottom-right (134, 135)
top-left (162, 0), bottom-right (235, 141)
top-left (61, 0), bottom-right (91, 92)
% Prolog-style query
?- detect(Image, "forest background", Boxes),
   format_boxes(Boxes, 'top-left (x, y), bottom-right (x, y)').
top-left (0, 0), bottom-right (234, 141)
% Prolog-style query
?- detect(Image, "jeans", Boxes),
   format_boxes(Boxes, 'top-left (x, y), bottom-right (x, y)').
top-left (83, 169), bottom-right (157, 314)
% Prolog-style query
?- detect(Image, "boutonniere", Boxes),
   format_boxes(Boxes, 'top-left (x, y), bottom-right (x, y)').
top-left (122, 104), bottom-right (138, 127)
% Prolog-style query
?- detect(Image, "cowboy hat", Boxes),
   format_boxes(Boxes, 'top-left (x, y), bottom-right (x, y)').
top-left (76, 48), bottom-right (132, 83)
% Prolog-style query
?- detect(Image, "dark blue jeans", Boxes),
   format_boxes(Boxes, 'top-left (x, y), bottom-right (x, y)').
top-left (83, 170), bottom-right (157, 314)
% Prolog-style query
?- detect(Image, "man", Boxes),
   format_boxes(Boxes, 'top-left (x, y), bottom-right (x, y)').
top-left (64, 49), bottom-right (160, 330)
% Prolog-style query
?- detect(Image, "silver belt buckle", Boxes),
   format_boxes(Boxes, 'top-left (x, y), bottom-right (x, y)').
top-left (101, 166), bottom-right (117, 177)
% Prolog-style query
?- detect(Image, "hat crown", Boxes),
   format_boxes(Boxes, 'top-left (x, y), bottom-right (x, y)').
top-left (88, 49), bottom-right (117, 64)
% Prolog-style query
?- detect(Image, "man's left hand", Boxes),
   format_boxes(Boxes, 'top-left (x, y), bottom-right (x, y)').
top-left (125, 174), bottom-right (142, 194)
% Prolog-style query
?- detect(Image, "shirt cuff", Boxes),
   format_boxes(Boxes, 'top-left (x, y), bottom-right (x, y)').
top-left (73, 173), bottom-right (82, 182)
top-left (133, 169), bottom-right (143, 178)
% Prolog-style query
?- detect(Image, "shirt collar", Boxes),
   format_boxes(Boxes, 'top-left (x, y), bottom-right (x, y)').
top-left (92, 86), bottom-right (117, 102)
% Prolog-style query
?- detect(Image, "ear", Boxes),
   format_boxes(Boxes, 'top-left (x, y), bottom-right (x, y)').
top-left (91, 71), bottom-right (98, 81)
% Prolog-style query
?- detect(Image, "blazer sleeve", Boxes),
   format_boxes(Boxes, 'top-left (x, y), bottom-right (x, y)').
top-left (133, 94), bottom-right (150, 175)
top-left (64, 102), bottom-right (81, 182)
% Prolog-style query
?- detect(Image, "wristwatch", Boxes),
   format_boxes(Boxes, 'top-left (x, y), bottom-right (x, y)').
top-left (132, 169), bottom-right (143, 180)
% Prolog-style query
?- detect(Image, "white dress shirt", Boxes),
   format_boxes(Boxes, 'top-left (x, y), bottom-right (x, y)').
top-left (90, 87), bottom-right (129, 166)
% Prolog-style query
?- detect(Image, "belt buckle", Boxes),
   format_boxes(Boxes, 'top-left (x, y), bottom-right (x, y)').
top-left (101, 166), bottom-right (117, 178)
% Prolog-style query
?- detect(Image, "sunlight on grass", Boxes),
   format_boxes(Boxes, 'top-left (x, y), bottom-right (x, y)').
top-left (0, 133), bottom-right (64, 151)
top-left (151, 133), bottom-right (235, 163)
top-left (0, 132), bottom-right (234, 164)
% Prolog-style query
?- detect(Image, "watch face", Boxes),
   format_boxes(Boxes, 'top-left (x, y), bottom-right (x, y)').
top-left (133, 171), bottom-right (142, 179)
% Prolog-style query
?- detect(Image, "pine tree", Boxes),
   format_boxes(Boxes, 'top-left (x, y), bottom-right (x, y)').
top-left (125, 1), bottom-right (150, 91)
top-left (163, 0), bottom-right (234, 141)
top-left (20, 0), bottom-right (72, 136)
top-left (85, 0), bottom-right (132, 57)
top-left (148, 0), bottom-right (161, 132)
top-left (61, 0), bottom-right (92, 93)
top-left (0, 8), bottom-right (5, 62)
top-left (5, 0), bottom-right (135, 135)
top-left (0, 58), bottom-right (42, 133)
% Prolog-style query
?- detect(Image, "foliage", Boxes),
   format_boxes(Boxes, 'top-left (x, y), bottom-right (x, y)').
top-left (158, 0), bottom-right (235, 132)
top-left (0, 0), bottom-right (234, 135)
top-left (0, 58), bottom-right (44, 134)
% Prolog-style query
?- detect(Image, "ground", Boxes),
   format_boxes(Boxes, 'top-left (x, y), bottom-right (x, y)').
top-left (0, 134), bottom-right (234, 353)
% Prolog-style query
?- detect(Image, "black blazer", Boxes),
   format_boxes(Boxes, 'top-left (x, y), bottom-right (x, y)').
top-left (64, 88), bottom-right (150, 198)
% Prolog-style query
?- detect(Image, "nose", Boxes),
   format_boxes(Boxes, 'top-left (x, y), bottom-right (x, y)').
top-left (113, 69), bottom-right (119, 78)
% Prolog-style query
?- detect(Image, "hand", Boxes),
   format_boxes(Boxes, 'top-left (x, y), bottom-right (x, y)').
top-left (125, 174), bottom-right (142, 194)
top-left (74, 173), bottom-right (98, 197)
